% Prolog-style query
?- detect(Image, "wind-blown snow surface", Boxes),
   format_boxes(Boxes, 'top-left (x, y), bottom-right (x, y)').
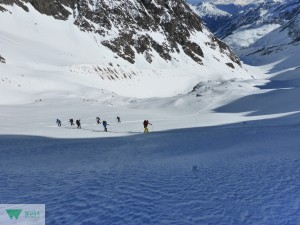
top-left (2, 120), bottom-right (300, 224)
top-left (2, 62), bottom-right (300, 224)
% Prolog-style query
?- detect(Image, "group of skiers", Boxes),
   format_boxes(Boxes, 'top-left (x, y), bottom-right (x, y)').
top-left (67, 117), bottom-right (111, 131)
top-left (56, 117), bottom-right (152, 133)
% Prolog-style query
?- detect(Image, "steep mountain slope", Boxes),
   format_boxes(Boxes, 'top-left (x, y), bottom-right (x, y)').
top-left (188, 1), bottom-right (257, 34)
top-left (189, 2), bottom-right (231, 33)
top-left (0, 0), bottom-right (249, 101)
top-left (241, 12), bottom-right (300, 68)
top-left (220, 0), bottom-right (300, 51)
top-left (216, 3), bottom-right (255, 14)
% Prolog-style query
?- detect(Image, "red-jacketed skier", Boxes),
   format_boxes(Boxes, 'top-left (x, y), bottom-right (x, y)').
top-left (143, 120), bottom-right (152, 133)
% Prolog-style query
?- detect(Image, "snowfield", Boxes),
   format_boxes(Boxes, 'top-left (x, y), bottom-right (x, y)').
top-left (224, 23), bottom-right (281, 52)
top-left (2, 117), bottom-right (300, 225)
top-left (1, 1), bottom-right (300, 225)
top-left (2, 64), bottom-right (300, 224)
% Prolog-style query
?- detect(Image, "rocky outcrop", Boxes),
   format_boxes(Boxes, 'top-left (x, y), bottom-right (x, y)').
top-left (1, 0), bottom-right (242, 67)
top-left (282, 13), bottom-right (300, 44)
top-left (1, 0), bottom-right (29, 12)
top-left (0, 55), bottom-right (5, 63)
top-left (72, 0), bottom-right (206, 64)
top-left (0, 5), bottom-right (7, 12)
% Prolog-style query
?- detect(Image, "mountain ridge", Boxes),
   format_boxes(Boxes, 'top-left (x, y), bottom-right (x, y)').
top-left (1, 0), bottom-right (243, 66)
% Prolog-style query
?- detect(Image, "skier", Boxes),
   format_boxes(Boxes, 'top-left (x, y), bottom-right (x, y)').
top-left (116, 116), bottom-right (121, 123)
top-left (56, 119), bottom-right (61, 127)
top-left (102, 120), bottom-right (109, 132)
top-left (143, 120), bottom-right (152, 133)
top-left (76, 120), bottom-right (81, 129)
top-left (69, 118), bottom-right (74, 126)
top-left (96, 117), bottom-right (101, 124)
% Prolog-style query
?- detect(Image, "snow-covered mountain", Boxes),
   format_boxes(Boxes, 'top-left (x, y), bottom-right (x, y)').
top-left (189, 0), bottom-right (299, 50)
top-left (3, 2), bottom-right (300, 225)
top-left (241, 12), bottom-right (300, 69)
top-left (215, 0), bottom-right (300, 80)
top-left (188, 1), bottom-right (256, 33)
top-left (215, 3), bottom-right (254, 15)
top-left (189, 2), bottom-right (231, 33)
top-left (190, 0), bottom-right (300, 75)
top-left (220, 0), bottom-right (300, 50)
top-left (0, 0), bottom-right (250, 101)
top-left (190, 2), bottom-right (231, 17)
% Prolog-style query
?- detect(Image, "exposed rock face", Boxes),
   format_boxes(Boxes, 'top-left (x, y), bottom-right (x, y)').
top-left (283, 13), bottom-right (300, 43)
top-left (1, 0), bottom-right (29, 12)
top-left (70, 0), bottom-right (206, 64)
top-left (1, 0), bottom-right (242, 67)
top-left (0, 5), bottom-right (7, 12)
top-left (0, 55), bottom-right (5, 63)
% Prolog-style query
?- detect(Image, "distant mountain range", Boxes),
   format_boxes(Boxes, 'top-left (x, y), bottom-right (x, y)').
top-left (188, 1), bottom-right (256, 33)
top-left (189, 0), bottom-right (300, 70)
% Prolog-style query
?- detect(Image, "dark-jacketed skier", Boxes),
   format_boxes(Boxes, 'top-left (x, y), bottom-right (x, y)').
top-left (69, 118), bottom-right (74, 126)
top-left (96, 117), bottom-right (101, 124)
top-left (116, 116), bottom-right (121, 123)
top-left (76, 120), bottom-right (81, 129)
top-left (56, 119), bottom-right (61, 127)
top-left (103, 120), bottom-right (108, 132)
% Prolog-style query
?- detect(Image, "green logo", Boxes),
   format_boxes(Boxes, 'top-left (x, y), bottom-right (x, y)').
top-left (6, 209), bottom-right (22, 220)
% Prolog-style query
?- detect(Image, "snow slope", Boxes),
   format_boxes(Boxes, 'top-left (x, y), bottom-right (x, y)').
top-left (1, 1), bottom-right (300, 225)
top-left (209, 0), bottom-right (300, 90)
top-left (237, 13), bottom-right (300, 80)
top-left (224, 23), bottom-right (281, 52)
top-left (2, 118), bottom-right (300, 224)
top-left (190, 2), bottom-right (231, 18)
top-left (2, 32), bottom-right (300, 224)
top-left (218, 0), bottom-right (300, 48)
top-left (2, 69), bottom-right (300, 224)
top-left (0, 2), bottom-right (250, 100)
top-left (189, 2), bottom-right (232, 33)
